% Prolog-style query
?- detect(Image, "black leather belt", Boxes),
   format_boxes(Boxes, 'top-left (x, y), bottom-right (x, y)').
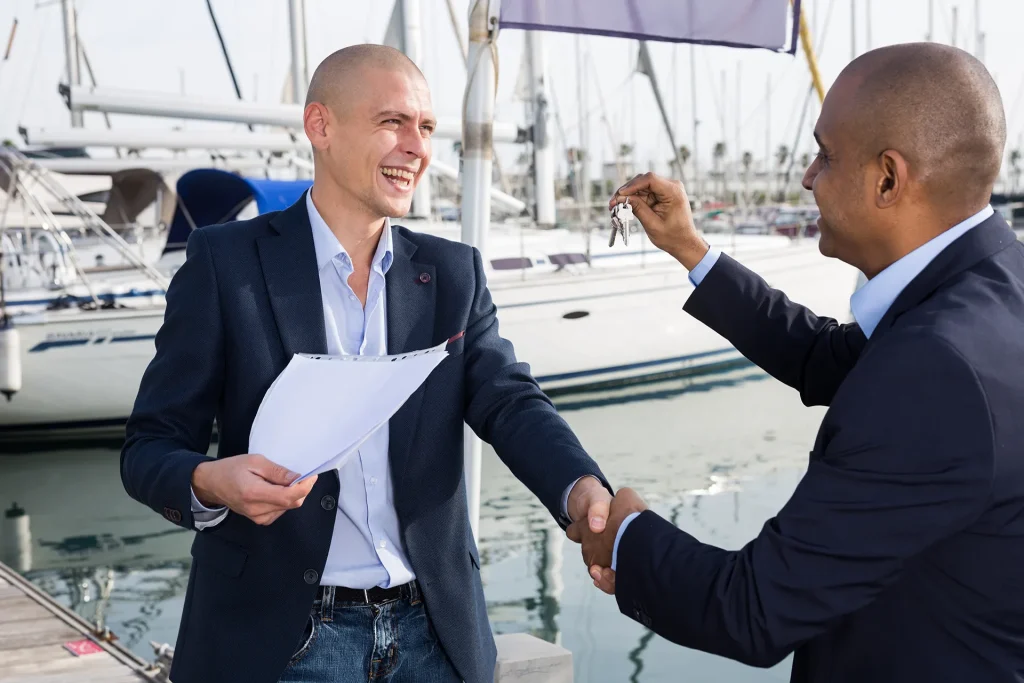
top-left (317, 581), bottom-right (418, 605)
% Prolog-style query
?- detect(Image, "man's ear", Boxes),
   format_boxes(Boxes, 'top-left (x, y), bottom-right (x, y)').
top-left (304, 102), bottom-right (330, 152)
top-left (876, 149), bottom-right (907, 209)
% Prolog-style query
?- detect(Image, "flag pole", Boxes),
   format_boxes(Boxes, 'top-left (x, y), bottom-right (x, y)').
top-left (793, 0), bottom-right (826, 104)
top-left (461, 0), bottom-right (500, 542)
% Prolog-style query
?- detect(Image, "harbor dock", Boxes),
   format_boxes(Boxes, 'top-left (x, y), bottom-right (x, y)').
top-left (0, 560), bottom-right (168, 682)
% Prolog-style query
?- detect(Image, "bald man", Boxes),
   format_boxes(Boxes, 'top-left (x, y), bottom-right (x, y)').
top-left (568, 43), bottom-right (1024, 681)
top-left (121, 45), bottom-right (613, 683)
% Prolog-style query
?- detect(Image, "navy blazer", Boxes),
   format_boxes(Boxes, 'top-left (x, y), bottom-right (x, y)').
top-left (120, 195), bottom-right (609, 683)
top-left (615, 214), bottom-right (1024, 682)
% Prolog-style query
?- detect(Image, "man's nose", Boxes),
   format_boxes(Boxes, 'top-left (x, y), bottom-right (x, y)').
top-left (402, 127), bottom-right (429, 160)
top-left (801, 163), bottom-right (816, 192)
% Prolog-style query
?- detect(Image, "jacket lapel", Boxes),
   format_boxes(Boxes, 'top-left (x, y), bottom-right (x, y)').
top-left (256, 193), bottom-right (328, 357)
top-left (871, 213), bottom-right (1018, 340)
top-left (387, 227), bottom-right (437, 485)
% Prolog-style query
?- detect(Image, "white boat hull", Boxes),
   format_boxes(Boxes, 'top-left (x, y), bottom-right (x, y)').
top-left (0, 235), bottom-right (857, 442)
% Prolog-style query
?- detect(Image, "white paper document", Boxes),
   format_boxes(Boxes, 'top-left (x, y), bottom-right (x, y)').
top-left (248, 340), bottom-right (450, 482)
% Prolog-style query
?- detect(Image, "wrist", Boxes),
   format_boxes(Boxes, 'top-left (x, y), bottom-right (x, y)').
top-left (191, 461), bottom-right (223, 508)
top-left (669, 236), bottom-right (709, 271)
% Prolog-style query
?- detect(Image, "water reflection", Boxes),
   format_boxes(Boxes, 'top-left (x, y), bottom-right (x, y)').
top-left (0, 368), bottom-right (825, 681)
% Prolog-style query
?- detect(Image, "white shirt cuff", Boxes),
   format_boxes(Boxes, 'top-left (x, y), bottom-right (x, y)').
top-left (561, 475), bottom-right (600, 525)
top-left (611, 511), bottom-right (642, 571)
top-left (687, 247), bottom-right (721, 286)
top-left (190, 486), bottom-right (229, 530)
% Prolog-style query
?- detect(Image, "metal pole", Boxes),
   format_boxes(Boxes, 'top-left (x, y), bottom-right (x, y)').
top-left (765, 75), bottom-right (771, 199)
top-left (288, 0), bottom-right (309, 104)
top-left (461, 0), bottom-right (499, 542)
top-left (850, 0), bottom-right (856, 62)
top-left (575, 35), bottom-right (589, 221)
top-left (952, 6), bottom-right (958, 48)
top-left (690, 44), bottom-right (700, 198)
top-left (401, 0), bottom-right (432, 219)
top-left (60, 0), bottom-right (82, 127)
top-left (526, 31), bottom-right (556, 228)
top-left (927, 0), bottom-right (934, 41)
top-left (865, 0), bottom-right (872, 50)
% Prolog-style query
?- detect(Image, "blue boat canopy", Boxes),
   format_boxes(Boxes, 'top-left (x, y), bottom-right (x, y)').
top-left (163, 169), bottom-right (312, 253)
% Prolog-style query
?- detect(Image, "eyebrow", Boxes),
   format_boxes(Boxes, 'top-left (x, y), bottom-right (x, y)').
top-left (375, 110), bottom-right (437, 127)
top-left (813, 131), bottom-right (828, 152)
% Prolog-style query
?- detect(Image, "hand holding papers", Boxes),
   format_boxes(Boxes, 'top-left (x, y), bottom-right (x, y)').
top-left (248, 339), bottom-right (452, 482)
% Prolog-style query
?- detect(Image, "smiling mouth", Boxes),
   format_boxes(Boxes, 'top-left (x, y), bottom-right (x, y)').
top-left (381, 167), bottom-right (415, 191)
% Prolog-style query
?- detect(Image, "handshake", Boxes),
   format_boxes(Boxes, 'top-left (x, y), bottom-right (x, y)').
top-left (565, 477), bottom-right (649, 595)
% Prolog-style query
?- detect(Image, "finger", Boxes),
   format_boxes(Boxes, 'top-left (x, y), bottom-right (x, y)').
top-left (249, 455), bottom-right (301, 486)
top-left (566, 522), bottom-right (582, 544)
top-left (614, 172), bottom-right (670, 201)
top-left (243, 478), bottom-right (309, 510)
top-left (251, 509), bottom-right (285, 526)
top-left (587, 498), bottom-right (610, 533)
top-left (596, 568), bottom-right (616, 595)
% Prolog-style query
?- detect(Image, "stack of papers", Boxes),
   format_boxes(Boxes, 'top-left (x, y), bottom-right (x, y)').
top-left (248, 340), bottom-right (450, 482)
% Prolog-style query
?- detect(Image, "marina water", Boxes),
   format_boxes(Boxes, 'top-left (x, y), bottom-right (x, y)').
top-left (0, 365), bottom-right (824, 682)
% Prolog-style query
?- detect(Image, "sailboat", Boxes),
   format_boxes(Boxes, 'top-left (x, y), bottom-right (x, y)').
top-left (0, 0), bottom-right (856, 442)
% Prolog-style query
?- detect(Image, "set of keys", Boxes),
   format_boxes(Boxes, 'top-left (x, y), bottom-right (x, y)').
top-left (608, 200), bottom-right (635, 247)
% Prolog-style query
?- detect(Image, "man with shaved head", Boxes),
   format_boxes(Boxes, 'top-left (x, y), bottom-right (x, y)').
top-left (122, 44), bottom-right (613, 683)
top-left (566, 43), bottom-right (1024, 681)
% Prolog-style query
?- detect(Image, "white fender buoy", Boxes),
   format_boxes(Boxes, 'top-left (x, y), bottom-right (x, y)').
top-left (0, 322), bottom-right (22, 401)
top-left (1, 502), bottom-right (32, 573)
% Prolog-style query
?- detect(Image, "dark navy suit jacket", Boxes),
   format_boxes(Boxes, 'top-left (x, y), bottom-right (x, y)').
top-left (121, 196), bottom-right (609, 683)
top-left (615, 214), bottom-right (1024, 682)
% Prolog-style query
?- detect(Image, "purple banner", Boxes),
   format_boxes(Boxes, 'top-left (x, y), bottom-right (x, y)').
top-left (500, 0), bottom-right (800, 54)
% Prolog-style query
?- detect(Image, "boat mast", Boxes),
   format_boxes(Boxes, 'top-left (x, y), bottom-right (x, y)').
top-left (60, 0), bottom-right (82, 128)
top-left (525, 31), bottom-right (556, 228)
top-left (461, 0), bottom-right (500, 541)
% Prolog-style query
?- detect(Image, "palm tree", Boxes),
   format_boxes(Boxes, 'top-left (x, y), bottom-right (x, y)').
top-left (800, 152), bottom-right (811, 169)
top-left (618, 143), bottom-right (634, 159)
top-left (670, 145), bottom-right (692, 182)
top-left (774, 145), bottom-right (790, 201)
top-left (741, 151), bottom-right (754, 206)
top-left (713, 142), bottom-right (727, 198)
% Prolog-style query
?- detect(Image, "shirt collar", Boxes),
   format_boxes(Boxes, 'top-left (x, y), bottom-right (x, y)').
top-left (850, 204), bottom-right (993, 338)
top-left (305, 190), bottom-right (394, 275)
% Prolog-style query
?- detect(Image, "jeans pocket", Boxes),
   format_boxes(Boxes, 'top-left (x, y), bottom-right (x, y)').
top-left (287, 614), bottom-right (318, 666)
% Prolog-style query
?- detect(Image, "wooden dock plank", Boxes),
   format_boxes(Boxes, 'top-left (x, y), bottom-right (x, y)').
top-left (0, 617), bottom-right (80, 651)
top-left (0, 561), bottom-right (156, 681)
top-left (0, 584), bottom-right (24, 600)
top-left (0, 597), bottom-right (52, 624)
top-left (0, 645), bottom-right (125, 676)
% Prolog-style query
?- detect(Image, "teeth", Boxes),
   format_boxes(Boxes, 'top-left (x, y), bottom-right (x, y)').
top-left (382, 167), bottom-right (414, 181)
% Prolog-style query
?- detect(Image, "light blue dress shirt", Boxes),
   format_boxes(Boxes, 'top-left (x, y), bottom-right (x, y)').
top-left (611, 205), bottom-right (993, 571)
top-left (193, 192), bottom-right (413, 589)
top-left (194, 193), bottom-right (588, 586)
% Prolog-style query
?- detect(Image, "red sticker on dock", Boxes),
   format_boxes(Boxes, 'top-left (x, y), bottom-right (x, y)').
top-left (64, 639), bottom-right (103, 656)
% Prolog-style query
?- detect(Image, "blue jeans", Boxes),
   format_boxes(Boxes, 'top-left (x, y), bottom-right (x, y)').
top-left (278, 583), bottom-right (461, 683)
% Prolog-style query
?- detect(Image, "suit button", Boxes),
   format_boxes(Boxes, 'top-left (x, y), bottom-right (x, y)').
top-left (303, 569), bottom-right (319, 585)
top-left (320, 495), bottom-right (336, 511)
top-left (163, 507), bottom-right (182, 523)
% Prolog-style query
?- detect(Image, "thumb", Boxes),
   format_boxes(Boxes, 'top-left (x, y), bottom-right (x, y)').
top-left (588, 497), bottom-right (610, 533)
top-left (627, 196), bottom-right (661, 230)
top-left (251, 455), bottom-right (300, 486)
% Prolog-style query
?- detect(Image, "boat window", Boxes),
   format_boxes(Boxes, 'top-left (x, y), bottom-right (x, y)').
top-left (547, 252), bottom-right (588, 267)
top-left (490, 257), bottom-right (533, 270)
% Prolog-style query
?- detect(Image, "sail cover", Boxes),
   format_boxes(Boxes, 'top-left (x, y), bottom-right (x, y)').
top-left (499, 0), bottom-right (800, 54)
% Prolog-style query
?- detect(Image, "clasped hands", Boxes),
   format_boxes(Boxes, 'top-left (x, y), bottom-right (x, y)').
top-left (566, 478), bottom-right (648, 595)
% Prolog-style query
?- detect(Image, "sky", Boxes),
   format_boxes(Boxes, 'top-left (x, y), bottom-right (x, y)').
top-left (0, 0), bottom-right (1022, 180)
